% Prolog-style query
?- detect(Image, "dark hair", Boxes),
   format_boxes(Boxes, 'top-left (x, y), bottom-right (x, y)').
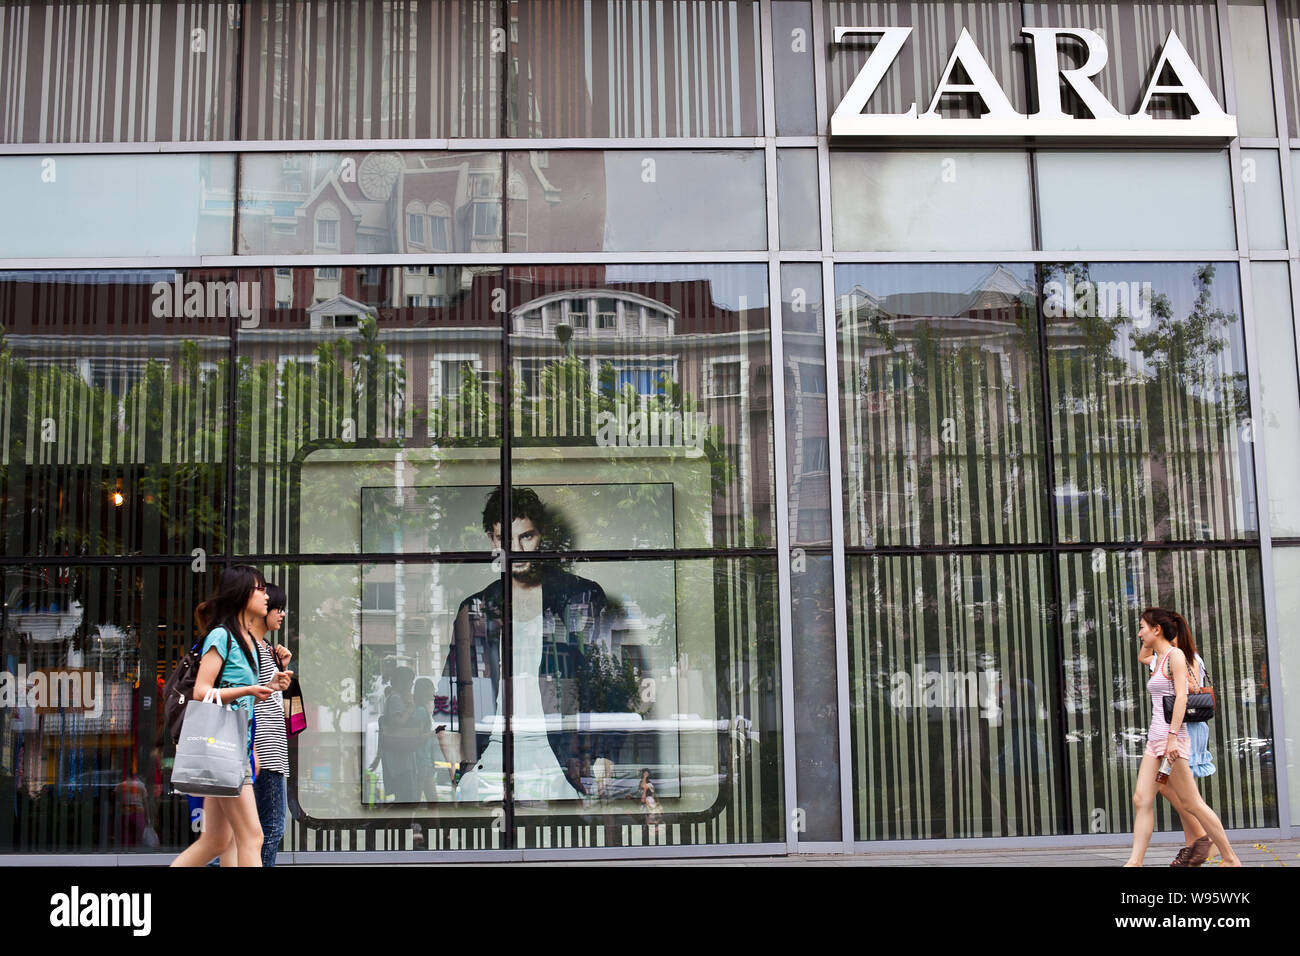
top-left (481, 486), bottom-right (547, 536)
top-left (194, 565), bottom-right (265, 671)
top-left (265, 582), bottom-right (287, 614)
top-left (412, 677), bottom-right (436, 708)
top-left (1141, 607), bottom-right (1200, 663)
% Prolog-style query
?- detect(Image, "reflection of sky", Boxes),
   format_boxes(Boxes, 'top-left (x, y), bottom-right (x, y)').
top-left (605, 264), bottom-right (767, 312)
top-left (1075, 263), bottom-right (1245, 381)
top-left (601, 151), bottom-right (766, 252)
top-left (0, 155), bottom-right (233, 257)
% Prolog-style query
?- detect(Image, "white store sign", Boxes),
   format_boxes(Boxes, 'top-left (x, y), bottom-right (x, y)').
top-left (830, 27), bottom-right (1237, 140)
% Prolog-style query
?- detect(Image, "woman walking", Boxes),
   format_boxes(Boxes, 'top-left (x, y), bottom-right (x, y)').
top-left (171, 567), bottom-right (290, 868)
top-left (1138, 612), bottom-right (1216, 866)
top-left (1125, 607), bottom-right (1240, 867)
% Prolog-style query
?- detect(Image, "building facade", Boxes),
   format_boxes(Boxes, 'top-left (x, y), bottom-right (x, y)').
top-left (0, 0), bottom-right (1297, 861)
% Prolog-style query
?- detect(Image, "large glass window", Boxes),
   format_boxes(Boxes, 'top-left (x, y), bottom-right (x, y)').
top-left (1241, 150), bottom-right (1287, 251)
top-left (0, 563), bottom-right (212, 852)
top-left (1036, 153), bottom-right (1236, 252)
top-left (835, 264), bottom-right (1046, 547)
top-left (0, 271), bottom-right (231, 558)
top-left (505, 152), bottom-right (767, 253)
top-left (1060, 548), bottom-right (1275, 834)
top-left (241, 0), bottom-right (499, 139)
top-left (1227, 0), bottom-right (1278, 138)
top-left (1273, 548), bottom-right (1300, 826)
top-left (0, 156), bottom-right (234, 258)
top-left (1044, 263), bottom-right (1256, 543)
top-left (508, 0), bottom-right (763, 137)
top-left (847, 552), bottom-right (1063, 840)
top-left (1022, 1), bottom-right (1225, 121)
top-left (238, 153), bottom-right (503, 256)
top-left (0, 1), bottom-right (237, 143)
top-left (1250, 263), bottom-right (1300, 537)
top-left (508, 265), bottom-right (775, 551)
top-left (233, 266), bottom-right (504, 557)
top-left (830, 152), bottom-right (1033, 252)
top-left (828, 1), bottom-right (1029, 120)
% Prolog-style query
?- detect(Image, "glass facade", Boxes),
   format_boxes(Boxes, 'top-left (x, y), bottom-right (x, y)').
top-left (1, 0), bottom-right (1297, 859)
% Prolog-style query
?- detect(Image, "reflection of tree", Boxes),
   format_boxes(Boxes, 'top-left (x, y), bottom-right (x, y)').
top-left (0, 326), bottom-right (226, 556)
top-left (576, 642), bottom-right (642, 714)
top-left (849, 281), bottom-right (1041, 546)
top-left (1042, 262), bottom-right (1248, 542)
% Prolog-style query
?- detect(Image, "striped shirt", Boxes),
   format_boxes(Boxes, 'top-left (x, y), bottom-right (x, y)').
top-left (253, 640), bottom-right (290, 775)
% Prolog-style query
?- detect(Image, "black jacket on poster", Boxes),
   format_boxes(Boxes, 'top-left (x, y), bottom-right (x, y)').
top-left (439, 567), bottom-right (608, 778)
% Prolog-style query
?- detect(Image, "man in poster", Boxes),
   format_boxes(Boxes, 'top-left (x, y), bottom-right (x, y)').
top-left (436, 486), bottom-right (608, 802)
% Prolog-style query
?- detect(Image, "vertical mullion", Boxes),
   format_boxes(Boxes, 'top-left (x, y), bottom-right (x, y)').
top-left (758, 0), bottom-right (797, 855)
top-left (810, 0), bottom-right (855, 854)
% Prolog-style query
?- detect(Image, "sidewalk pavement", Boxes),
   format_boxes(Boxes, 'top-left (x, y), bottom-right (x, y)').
top-left (505, 838), bottom-right (1300, 866)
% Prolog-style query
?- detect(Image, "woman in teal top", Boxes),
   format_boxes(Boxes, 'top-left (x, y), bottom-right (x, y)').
top-left (171, 566), bottom-right (292, 868)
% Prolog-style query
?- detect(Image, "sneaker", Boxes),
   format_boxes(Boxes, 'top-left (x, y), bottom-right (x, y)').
top-left (1170, 845), bottom-right (1194, 867)
top-left (1187, 836), bottom-right (1213, 867)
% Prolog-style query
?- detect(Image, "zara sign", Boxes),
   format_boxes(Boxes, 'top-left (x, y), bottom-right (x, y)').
top-left (829, 27), bottom-right (1237, 140)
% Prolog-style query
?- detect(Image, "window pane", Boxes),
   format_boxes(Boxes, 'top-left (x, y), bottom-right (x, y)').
top-left (1023, 1), bottom-right (1226, 121)
top-left (506, 151), bottom-right (766, 253)
top-left (848, 552), bottom-right (1064, 839)
top-left (508, 266), bottom-right (775, 552)
top-left (1242, 150), bottom-right (1287, 250)
top-left (0, 1), bottom-right (236, 143)
top-left (1250, 262), bottom-right (1300, 536)
top-left (0, 271), bottom-right (229, 558)
top-left (777, 149), bottom-right (821, 251)
top-left (1273, 547), bottom-right (1300, 826)
top-left (0, 564), bottom-right (213, 852)
top-left (0, 155), bottom-right (234, 257)
top-left (829, 1), bottom-right (1028, 119)
top-left (782, 263), bottom-right (831, 547)
top-left (508, 0), bottom-right (762, 137)
top-left (292, 560), bottom-right (505, 837)
top-left (773, 1), bottom-right (817, 136)
top-left (505, 556), bottom-right (783, 849)
top-left (1227, 0), bottom-right (1278, 137)
top-left (233, 267), bottom-right (504, 556)
top-left (241, 0), bottom-right (499, 139)
top-left (1060, 548), bottom-right (1275, 834)
top-left (792, 555), bottom-right (842, 841)
top-left (1045, 263), bottom-right (1256, 543)
top-left (238, 153), bottom-right (503, 255)
top-left (835, 264), bottom-right (1046, 547)
top-left (1037, 152), bottom-right (1235, 252)
top-left (1277, 0), bottom-right (1300, 136)
top-left (830, 152), bottom-right (1032, 252)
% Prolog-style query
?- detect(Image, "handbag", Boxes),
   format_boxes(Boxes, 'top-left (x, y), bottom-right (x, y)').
top-left (283, 675), bottom-right (307, 737)
top-left (1163, 656), bottom-right (1217, 724)
top-left (171, 689), bottom-right (251, 796)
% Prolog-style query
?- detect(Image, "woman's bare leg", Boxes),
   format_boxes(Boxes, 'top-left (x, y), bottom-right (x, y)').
top-left (1168, 759), bottom-right (1240, 866)
top-left (1125, 755), bottom-right (1161, 866)
top-left (171, 796), bottom-right (233, 867)
top-left (224, 784), bottom-right (264, 867)
top-left (1158, 780), bottom-right (1207, 844)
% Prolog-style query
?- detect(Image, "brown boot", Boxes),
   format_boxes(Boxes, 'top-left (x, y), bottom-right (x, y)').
top-left (1170, 844), bottom-right (1194, 867)
top-left (1186, 836), bottom-right (1213, 866)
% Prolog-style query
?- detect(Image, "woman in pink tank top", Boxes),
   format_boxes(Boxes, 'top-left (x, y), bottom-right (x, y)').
top-left (1124, 608), bottom-right (1240, 867)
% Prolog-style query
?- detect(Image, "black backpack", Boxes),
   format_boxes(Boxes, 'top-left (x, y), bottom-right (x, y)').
top-left (162, 632), bottom-right (230, 746)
